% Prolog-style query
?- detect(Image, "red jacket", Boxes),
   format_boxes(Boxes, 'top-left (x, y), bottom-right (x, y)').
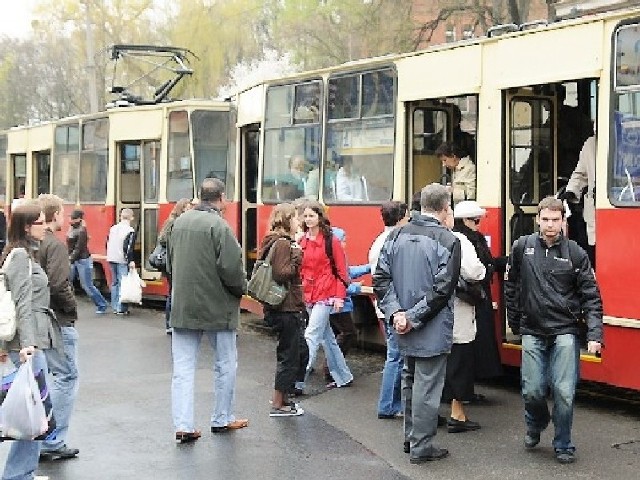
top-left (299, 232), bottom-right (347, 304)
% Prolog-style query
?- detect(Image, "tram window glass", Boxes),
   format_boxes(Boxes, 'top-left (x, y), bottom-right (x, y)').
top-left (80, 119), bottom-right (108, 202)
top-left (509, 99), bottom-right (553, 205)
top-left (120, 143), bottom-right (141, 203)
top-left (167, 111), bottom-right (194, 202)
top-left (53, 124), bottom-right (79, 203)
top-left (11, 154), bottom-right (26, 200)
top-left (226, 109), bottom-right (237, 200)
top-left (34, 152), bottom-right (50, 195)
top-left (143, 208), bottom-right (158, 271)
top-left (0, 135), bottom-right (7, 203)
top-left (325, 68), bottom-right (396, 204)
top-left (413, 109), bottom-right (448, 153)
top-left (192, 110), bottom-right (229, 189)
top-left (614, 24), bottom-right (640, 89)
top-left (262, 82), bottom-right (322, 202)
top-left (143, 141), bottom-right (160, 203)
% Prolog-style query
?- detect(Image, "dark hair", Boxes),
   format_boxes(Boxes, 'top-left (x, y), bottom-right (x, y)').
top-left (267, 203), bottom-right (297, 236)
top-left (410, 191), bottom-right (422, 212)
top-left (380, 201), bottom-right (407, 227)
top-left (435, 142), bottom-right (465, 159)
top-left (1, 201), bottom-right (41, 263)
top-left (200, 178), bottom-right (225, 202)
top-left (537, 196), bottom-right (565, 217)
top-left (159, 198), bottom-right (191, 238)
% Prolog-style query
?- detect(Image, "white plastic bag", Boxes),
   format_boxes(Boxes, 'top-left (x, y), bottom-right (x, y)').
top-left (0, 358), bottom-right (48, 440)
top-left (119, 269), bottom-right (144, 305)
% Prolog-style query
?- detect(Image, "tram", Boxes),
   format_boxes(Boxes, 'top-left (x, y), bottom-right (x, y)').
top-left (232, 6), bottom-right (640, 391)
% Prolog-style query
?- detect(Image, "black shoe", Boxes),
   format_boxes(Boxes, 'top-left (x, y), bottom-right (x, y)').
top-left (524, 431), bottom-right (540, 448)
top-left (403, 441), bottom-right (410, 454)
top-left (409, 448), bottom-right (449, 463)
top-left (39, 445), bottom-right (79, 461)
top-left (438, 415), bottom-right (447, 427)
top-left (447, 417), bottom-right (481, 433)
top-left (555, 449), bottom-right (575, 464)
top-left (378, 412), bottom-right (402, 419)
top-left (292, 388), bottom-right (304, 397)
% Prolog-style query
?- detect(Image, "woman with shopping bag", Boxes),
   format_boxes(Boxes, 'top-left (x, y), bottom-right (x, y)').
top-left (0, 201), bottom-right (61, 479)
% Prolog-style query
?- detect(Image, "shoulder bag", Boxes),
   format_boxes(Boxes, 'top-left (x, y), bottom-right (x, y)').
top-left (247, 240), bottom-right (288, 306)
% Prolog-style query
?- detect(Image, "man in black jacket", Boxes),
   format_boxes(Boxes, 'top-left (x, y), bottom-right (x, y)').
top-left (37, 194), bottom-right (80, 461)
top-left (505, 196), bottom-right (602, 465)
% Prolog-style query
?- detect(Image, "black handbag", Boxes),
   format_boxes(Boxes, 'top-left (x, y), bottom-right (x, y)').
top-left (456, 277), bottom-right (486, 305)
top-left (148, 243), bottom-right (167, 272)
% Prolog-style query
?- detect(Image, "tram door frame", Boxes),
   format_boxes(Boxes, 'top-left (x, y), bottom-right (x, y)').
top-left (239, 123), bottom-right (260, 276)
top-left (115, 139), bottom-right (162, 282)
top-left (406, 101), bottom-right (454, 199)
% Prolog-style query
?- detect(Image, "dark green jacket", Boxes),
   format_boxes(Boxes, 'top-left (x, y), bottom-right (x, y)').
top-left (167, 205), bottom-right (246, 331)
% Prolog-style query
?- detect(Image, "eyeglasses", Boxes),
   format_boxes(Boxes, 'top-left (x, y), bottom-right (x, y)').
top-left (470, 218), bottom-right (481, 225)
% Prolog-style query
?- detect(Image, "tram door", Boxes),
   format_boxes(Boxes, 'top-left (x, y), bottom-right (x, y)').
top-left (504, 90), bottom-right (556, 252)
top-left (33, 151), bottom-right (51, 195)
top-left (11, 154), bottom-right (27, 202)
top-left (239, 124), bottom-right (260, 276)
top-left (116, 140), bottom-right (162, 282)
top-left (406, 102), bottom-right (453, 197)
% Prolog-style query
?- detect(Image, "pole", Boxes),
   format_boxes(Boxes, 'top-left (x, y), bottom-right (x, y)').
top-left (85, 1), bottom-right (99, 112)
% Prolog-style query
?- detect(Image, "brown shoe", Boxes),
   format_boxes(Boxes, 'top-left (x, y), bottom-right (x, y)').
top-left (175, 430), bottom-right (201, 443)
top-left (211, 418), bottom-right (249, 433)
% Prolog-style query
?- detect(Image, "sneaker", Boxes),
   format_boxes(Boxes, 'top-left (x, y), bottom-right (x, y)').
top-left (326, 379), bottom-right (353, 390)
top-left (555, 450), bottom-right (576, 464)
top-left (115, 311), bottom-right (130, 316)
top-left (95, 308), bottom-right (107, 314)
top-left (269, 405), bottom-right (304, 417)
top-left (524, 431), bottom-right (540, 448)
top-left (39, 444), bottom-right (79, 461)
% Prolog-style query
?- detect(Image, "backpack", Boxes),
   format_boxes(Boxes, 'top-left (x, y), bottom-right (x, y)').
top-left (0, 248), bottom-right (32, 342)
top-left (148, 243), bottom-right (167, 272)
top-left (247, 239), bottom-right (288, 306)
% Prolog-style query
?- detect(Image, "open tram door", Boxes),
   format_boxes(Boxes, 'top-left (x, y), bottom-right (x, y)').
top-left (115, 139), bottom-right (162, 288)
top-left (238, 123), bottom-right (260, 278)
top-left (407, 101), bottom-right (456, 197)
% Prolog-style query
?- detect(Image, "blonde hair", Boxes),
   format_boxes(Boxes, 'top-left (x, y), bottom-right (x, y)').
top-left (38, 194), bottom-right (64, 223)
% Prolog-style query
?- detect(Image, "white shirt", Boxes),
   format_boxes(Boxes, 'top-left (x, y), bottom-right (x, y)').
top-left (368, 227), bottom-right (395, 319)
top-left (452, 231), bottom-right (486, 344)
top-left (106, 221), bottom-right (134, 264)
top-left (336, 167), bottom-right (368, 201)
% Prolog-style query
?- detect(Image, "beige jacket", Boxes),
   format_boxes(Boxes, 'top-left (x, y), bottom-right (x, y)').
top-left (566, 136), bottom-right (596, 246)
top-left (452, 156), bottom-right (477, 205)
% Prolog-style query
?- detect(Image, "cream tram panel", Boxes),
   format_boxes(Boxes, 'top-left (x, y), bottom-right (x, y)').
top-left (108, 109), bottom-right (163, 141)
top-left (396, 45), bottom-right (482, 102)
top-left (6, 124), bottom-right (54, 153)
top-left (236, 85), bottom-right (265, 126)
top-left (475, 88), bottom-right (503, 207)
top-left (487, 22), bottom-right (603, 89)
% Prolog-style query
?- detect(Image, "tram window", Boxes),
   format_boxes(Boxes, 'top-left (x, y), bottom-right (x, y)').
top-left (265, 86), bottom-right (293, 128)
top-left (53, 124), bottom-right (79, 203)
top-left (509, 99), bottom-right (553, 205)
top-left (34, 152), bottom-right (50, 195)
top-left (80, 119), bottom-right (108, 202)
top-left (362, 70), bottom-right (394, 117)
top-left (120, 143), bottom-right (141, 203)
top-left (293, 83), bottom-right (321, 124)
top-left (610, 93), bottom-right (640, 205)
top-left (0, 135), bottom-right (7, 203)
top-left (614, 24), bottom-right (640, 89)
top-left (167, 111), bottom-right (194, 202)
top-left (192, 110), bottom-right (229, 189)
top-left (143, 141), bottom-right (160, 203)
top-left (413, 109), bottom-right (448, 154)
top-left (329, 76), bottom-right (359, 120)
top-left (143, 209), bottom-right (158, 271)
top-left (11, 154), bottom-right (26, 201)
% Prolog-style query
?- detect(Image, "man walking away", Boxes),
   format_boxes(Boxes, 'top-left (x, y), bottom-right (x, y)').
top-left (505, 196), bottom-right (603, 464)
top-left (67, 209), bottom-right (109, 314)
top-left (167, 178), bottom-right (248, 443)
top-left (106, 208), bottom-right (136, 315)
top-left (37, 194), bottom-right (80, 461)
top-left (374, 183), bottom-right (461, 464)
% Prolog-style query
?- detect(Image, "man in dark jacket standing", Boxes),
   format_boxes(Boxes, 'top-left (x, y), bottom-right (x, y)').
top-left (167, 178), bottom-right (248, 443)
top-left (37, 194), bottom-right (80, 461)
top-left (505, 196), bottom-right (603, 465)
top-left (374, 183), bottom-right (461, 464)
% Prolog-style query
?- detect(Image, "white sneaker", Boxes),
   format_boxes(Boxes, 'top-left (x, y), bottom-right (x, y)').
top-left (269, 405), bottom-right (304, 417)
top-left (35, 476), bottom-right (50, 480)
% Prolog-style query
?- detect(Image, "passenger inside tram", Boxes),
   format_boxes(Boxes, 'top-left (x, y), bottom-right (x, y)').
top-left (335, 156), bottom-right (369, 201)
top-left (436, 142), bottom-right (476, 205)
top-left (276, 155), bottom-right (308, 200)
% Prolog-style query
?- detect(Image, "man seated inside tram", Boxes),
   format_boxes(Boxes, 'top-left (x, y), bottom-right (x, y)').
top-left (335, 156), bottom-right (369, 201)
top-left (277, 155), bottom-right (308, 200)
top-left (436, 142), bottom-right (476, 205)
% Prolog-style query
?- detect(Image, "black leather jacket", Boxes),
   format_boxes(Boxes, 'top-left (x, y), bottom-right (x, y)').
top-left (505, 233), bottom-right (602, 342)
top-left (67, 224), bottom-right (91, 263)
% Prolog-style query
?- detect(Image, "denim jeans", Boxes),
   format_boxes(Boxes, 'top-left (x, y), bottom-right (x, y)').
top-left (521, 334), bottom-right (580, 452)
top-left (2, 350), bottom-right (48, 480)
top-left (74, 258), bottom-right (108, 311)
top-left (165, 287), bottom-right (172, 330)
top-left (42, 326), bottom-right (79, 452)
top-left (171, 328), bottom-right (238, 431)
top-left (377, 319), bottom-right (403, 416)
top-left (109, 262), bottom-right (130, 314)
top-left (304, 303), bottom-right (353, 387)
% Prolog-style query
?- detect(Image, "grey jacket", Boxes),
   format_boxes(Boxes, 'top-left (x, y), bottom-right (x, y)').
top-left (373, 215), bottom-right (461, 358)
top-left (1, 248), bottom-right (62, 352)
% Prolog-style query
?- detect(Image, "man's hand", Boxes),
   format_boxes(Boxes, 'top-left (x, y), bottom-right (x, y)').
top-left (128, 261), bottom-right (136, 270)
top-left (393, 311), bottom-right (412, 335)
top-left (587, 341), bottom-right (602, 355)
top-left (333, 298), bottom-right (344, 313)
top-left (19, 346), bottom-right (36, 363)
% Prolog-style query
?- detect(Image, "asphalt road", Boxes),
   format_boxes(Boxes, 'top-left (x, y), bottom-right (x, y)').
top-left (1, 298), bottom-right (639, 480)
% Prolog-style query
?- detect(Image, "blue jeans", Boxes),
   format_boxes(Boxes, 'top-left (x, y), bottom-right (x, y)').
top-left (2, 350), bottom-right (48, 480)
top-left (521, 334), bottom-right (580, 452)
top-left (304, 303), bottom-right (353, 387)
top-left (171, 328), bottom-right (238, 431)
top-left (165, 287), bottom-right (172, 330)
top-left (377, 319), bottom-right (403, 416)
top-left (73, 258), bottom-right (108, 311)
top-left (42, 326), bottom-right (79, 452)
top-left (109, 262), bottom-right (129, 314)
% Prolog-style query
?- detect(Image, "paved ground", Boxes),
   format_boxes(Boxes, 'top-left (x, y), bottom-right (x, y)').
top-left (1, 298), bottom-right (639, 479)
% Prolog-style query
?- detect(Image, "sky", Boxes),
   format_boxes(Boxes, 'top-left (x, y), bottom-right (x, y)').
top-left (0, 0), bottom-right (37, 38)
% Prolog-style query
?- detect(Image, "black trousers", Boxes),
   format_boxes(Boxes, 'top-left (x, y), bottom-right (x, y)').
top-left (329, 311), bottom-right (356, 356)
top-left (270, 312), bottom-right (302, 393)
